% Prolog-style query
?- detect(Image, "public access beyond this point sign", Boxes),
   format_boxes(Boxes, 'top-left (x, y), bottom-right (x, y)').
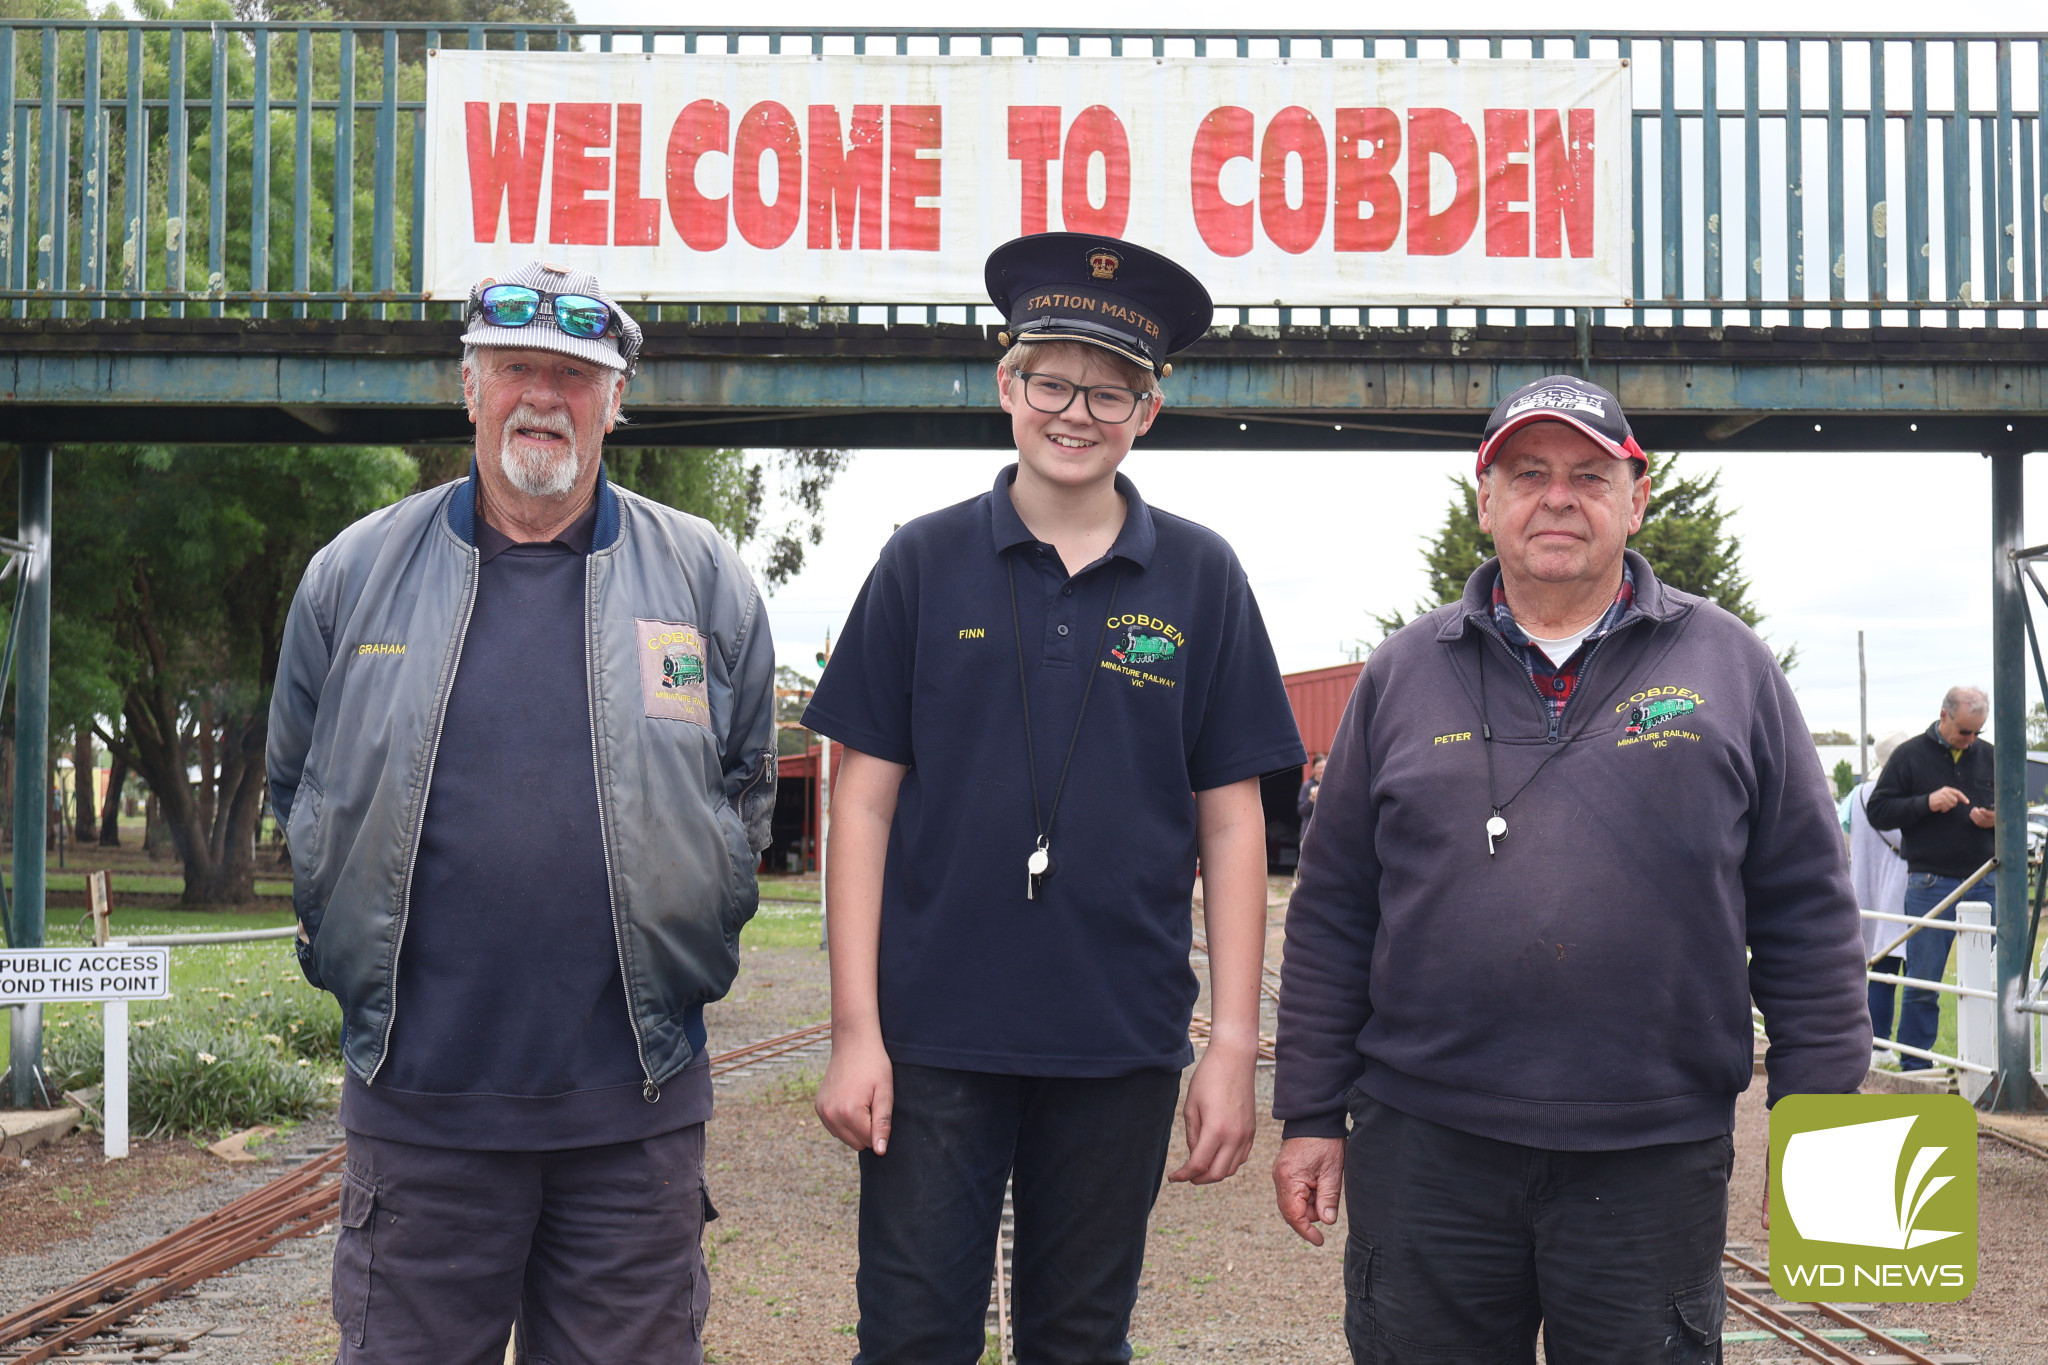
top-left (0, 947), bottom-right (172, 1003)
top-left (422, 52), bottom-right (1632, 308)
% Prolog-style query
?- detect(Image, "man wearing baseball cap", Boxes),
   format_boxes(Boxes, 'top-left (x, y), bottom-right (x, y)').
top-left (1271, 375), bottom-right (1869, 1362)
top-left (268, 261), bottom-right (778, 1363)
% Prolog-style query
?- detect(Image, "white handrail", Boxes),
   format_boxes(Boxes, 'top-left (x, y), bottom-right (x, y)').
top-left (1859, 909), bottom-right (1995, 935)
top-left (1864, 970), bottom-right (1995, 1001)
top-left (120, 926), bottom-right (299, 946)
top-left (1872, 1037), bottom-right (1995, 1076)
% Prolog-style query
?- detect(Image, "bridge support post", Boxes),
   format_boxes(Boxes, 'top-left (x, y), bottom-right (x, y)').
top-left (5, 443), bottom-right (50, 1110)
top-left (1988, 447), bottom-right (2046, 1111)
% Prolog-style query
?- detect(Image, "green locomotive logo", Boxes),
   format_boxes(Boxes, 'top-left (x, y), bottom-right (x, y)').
top-left (663, 650), bottom-right (705, 690)
top-left (1626, 695), bottom-right (1695, 735)
top-left (1113, 628), bottom-right (1177, 665)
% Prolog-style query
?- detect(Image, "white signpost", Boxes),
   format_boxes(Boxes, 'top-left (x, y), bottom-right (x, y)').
top-left (1, 944), bottom-right (170, 1159)
top-left (422, 52), bottom-right (1632, 308)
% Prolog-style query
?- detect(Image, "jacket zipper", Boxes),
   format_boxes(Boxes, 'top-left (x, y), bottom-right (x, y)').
top-left (366, 521), bottom-right (481, 1085)
top-left (1478, 611), bottom-right (1631, 742)
top-left (583, 547), bottom-right (661, 1102)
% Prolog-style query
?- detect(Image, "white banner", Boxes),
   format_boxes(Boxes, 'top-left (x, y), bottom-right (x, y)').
top-left (0, 947), bottom-right (171, 1003)
top-left (423, 52), bottom-right (1631, 308)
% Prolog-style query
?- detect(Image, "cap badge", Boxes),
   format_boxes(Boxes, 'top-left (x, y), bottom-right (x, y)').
top-left (1505, 384), bottom-right (1606, 419)
top-left (1086, 247), bottom-right (1122, 281)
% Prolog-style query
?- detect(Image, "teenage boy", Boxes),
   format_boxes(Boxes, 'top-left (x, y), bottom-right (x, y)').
top-left (805, 233), bottom-right (1305, 1364)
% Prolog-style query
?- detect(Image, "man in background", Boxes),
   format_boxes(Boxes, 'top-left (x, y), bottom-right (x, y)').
top-left (1866, 687), bottom-right (1996, 1072)
top-left (1297, 754), bottom-right (1327, 844)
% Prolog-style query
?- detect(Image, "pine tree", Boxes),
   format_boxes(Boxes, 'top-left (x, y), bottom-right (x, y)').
top-left (1378, 453), bottom-right (1796, 670)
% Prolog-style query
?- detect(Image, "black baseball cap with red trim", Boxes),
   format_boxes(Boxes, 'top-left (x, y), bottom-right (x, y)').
top-left (1475, 375), bottom-right (1646, 478)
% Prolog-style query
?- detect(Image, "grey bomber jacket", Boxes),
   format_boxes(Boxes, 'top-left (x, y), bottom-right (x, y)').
top-left (267, 470), bottom-right (778, 1092)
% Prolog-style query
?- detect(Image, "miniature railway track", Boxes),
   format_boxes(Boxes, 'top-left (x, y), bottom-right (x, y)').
top-left (4, 941), bottom-right (1275, 1362)
top-left (706, 1021), bottom-right (833, 1080)
top-left (0, 1026), bottom-right (828, 1363)
top-left (1719, 1249), bottom-right (1952, 1365)
top-left (0, 1149), bottom-right (346, 1364)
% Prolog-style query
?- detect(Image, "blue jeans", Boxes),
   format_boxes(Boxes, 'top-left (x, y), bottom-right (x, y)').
top-left (853, 1063), bottom-right (1181, 1365)
top-left (1897, 873), bottom-right (1993, 1070)
top-left (1343, 1096), bottom-right (1729, 1365)
top-left (1868, 957), bottom-right (1903, 1044)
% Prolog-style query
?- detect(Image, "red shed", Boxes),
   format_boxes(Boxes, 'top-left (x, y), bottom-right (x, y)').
top-left (1284, 661), bottom-right (1364, 769)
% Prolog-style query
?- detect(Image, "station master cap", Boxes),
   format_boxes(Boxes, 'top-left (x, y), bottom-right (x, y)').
top-left (1474, 374), bottom-right (1646, 479)
top-left (985, 233), bottom-right (1213, 378)
top-left (462, 260), bottom-right (645, 379)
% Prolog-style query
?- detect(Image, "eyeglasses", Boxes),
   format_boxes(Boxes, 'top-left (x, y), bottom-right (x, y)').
top-left (1013, 371), bottom-right (1149, 425)
top-left (470, 284), bottom-right (619, 341)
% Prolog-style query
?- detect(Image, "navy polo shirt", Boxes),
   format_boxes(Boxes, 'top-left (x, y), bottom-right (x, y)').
top-left (341, 473), bottom-right (709, 1151)
top-left (803, 465), bottom-right (1304, 1077)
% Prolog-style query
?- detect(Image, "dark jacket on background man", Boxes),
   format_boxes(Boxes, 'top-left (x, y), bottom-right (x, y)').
top-left (1274, 551), bottom-right (1870, 1151)
top-left (1865, 723), bottom-right (1996, 879)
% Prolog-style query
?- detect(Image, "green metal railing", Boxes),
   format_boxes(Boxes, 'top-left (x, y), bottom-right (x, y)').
top-left (2, 24), bottom-right (2047, 329)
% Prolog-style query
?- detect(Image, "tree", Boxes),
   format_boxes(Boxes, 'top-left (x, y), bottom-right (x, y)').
top-left (608, 448), bottom-right (851, 589)
top-left (774, 665), bottom-right (818, 756)
top-left (1376, 453), bottom-right (1797, 671)
top-left (1832, 759), bottom-right (1856, 799)
top-left (48, 447), bottom-right (417, 904)
top-left (2028, 702), bottom-right (2048, 752)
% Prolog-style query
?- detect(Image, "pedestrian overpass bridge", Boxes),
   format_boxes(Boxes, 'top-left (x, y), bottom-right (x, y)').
top-left (2, 20), bottom-right (2046, 1108)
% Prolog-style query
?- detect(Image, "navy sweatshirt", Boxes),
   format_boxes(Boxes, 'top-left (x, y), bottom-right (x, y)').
top-left (341, 500), bottom-right (710, 1150)
top-left (1274, 552), bottom-right (1870, 1150)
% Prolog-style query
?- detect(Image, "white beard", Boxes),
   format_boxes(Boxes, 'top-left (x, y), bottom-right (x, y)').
top-left (498, 405), bottom-right (583, 496)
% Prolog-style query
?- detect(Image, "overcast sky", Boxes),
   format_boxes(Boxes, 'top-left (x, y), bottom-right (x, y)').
top-left (567, 0), bottom-right (2038, 742)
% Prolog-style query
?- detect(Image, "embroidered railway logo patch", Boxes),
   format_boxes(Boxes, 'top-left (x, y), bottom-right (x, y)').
top-left (638, 619), bottom-right (711, 727)
top-left (1617, 686), bottom-right (1704, 736)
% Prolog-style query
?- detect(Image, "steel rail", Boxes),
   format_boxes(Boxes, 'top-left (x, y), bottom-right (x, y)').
top-left (705, 1021), bottom-right (832, 1078)
top-left (1721, 1249), bottom-right (1945, 1365)
top-left (0, 1148), bottom-right (347, 1362)
top-left (2, 1023), bottom-right (842, 1361)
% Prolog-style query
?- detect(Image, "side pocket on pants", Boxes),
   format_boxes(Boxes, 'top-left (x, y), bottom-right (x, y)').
top-left (1342, 1234), bottom-right (1379, 1363)
top-left (690, 1186), bottom-right (718, 1343)
top-left (1668, 1272), bottom-right (1725, 1363)
top-left (333, 1169), bottom-right (377, 1350)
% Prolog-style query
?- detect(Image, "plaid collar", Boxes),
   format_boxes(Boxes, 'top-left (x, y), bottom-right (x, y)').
top-left (1489, 565), bottom-right (1636, 716)
top-left (1490, 564), bottom-right (1635, 649)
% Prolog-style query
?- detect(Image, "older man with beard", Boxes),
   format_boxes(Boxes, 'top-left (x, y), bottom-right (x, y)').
top-left (267, 262), bottom-right (778, 1365)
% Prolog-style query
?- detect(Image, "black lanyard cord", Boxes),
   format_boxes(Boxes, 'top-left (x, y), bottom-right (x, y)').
top-left (1008, 553), bottom-right (1123, 853)
top-left (1478, 631), bottom-right (1597, 817)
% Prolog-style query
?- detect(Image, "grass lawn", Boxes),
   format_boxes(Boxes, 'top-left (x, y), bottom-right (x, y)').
top-left (2, 905), bottom-right (309, 1079)
top-left (5, 871), bottom-right (293, 898)
top-left (4, 901), bottom-right (819, 1076)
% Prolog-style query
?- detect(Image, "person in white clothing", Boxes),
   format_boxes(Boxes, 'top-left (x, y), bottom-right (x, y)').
top-left (1841, 736), bottom-right (1908, 1067)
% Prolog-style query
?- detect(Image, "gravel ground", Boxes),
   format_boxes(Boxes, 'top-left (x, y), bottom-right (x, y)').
top-left (6, 889), bottom-right (2044, 1365)
top-left (0, 1115), bottom-right (346, 1365)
